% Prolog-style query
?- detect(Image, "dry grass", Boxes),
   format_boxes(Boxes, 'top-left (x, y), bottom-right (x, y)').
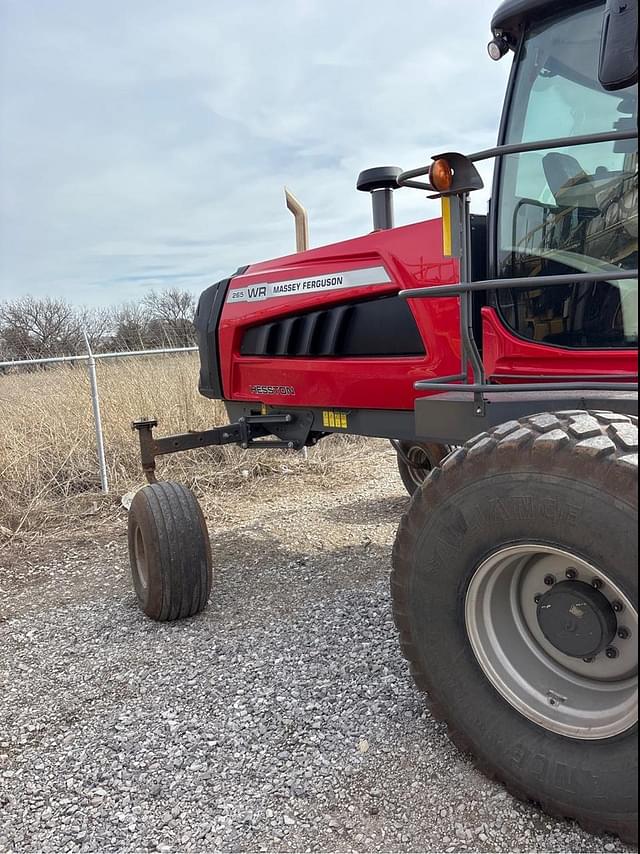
top-left (0, 353), bottom-right (369, 540)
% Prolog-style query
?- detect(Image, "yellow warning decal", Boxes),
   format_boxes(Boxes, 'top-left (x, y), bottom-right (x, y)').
top-left (322, 410), bottom-right (348, 429)
top-left (441, 194), bottom-right (452, 258)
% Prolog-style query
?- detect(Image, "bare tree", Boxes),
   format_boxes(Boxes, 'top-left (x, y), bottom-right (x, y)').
top-left (143, 288), bottom-right (197, 347)
top-left (0, 289), bottom-right (197, 360)
top-left (0, 327), bottom-right (11, 361)
top-left (79, 306), bottom-right (115, 352)
top-left (111, 300), bottom-right (152, 351)
top-left (0, 296), bottom-right (83, 359)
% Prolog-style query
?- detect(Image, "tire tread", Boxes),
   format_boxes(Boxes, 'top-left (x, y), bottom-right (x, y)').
top-left (128, 481), bottom-right (212, 622)
top-left (391, 410), bottom-right (638, 845)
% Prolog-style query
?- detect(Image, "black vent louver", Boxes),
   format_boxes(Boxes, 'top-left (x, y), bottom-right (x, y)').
top-left (240, 295), bottom-right (425, 358)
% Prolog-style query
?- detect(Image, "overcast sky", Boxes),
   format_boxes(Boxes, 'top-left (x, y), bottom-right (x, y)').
top-left (0, 1), bottom-right (511, 308)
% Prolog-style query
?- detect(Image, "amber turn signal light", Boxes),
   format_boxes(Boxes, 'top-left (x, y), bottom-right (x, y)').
top-left (429, 158), bottom-right (453, 193)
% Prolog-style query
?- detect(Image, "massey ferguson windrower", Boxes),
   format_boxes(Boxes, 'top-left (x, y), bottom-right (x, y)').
top-left (127, 0), bottom-right (639, 842)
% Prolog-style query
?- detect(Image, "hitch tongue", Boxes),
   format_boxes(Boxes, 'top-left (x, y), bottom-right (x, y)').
top-left (132, 418), bottom-right (160, 483)
top-left (132, 413), bottom-right (304, 484)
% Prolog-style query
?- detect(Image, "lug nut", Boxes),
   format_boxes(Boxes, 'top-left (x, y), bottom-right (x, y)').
top-left (618, 627), bottom-right (631, 640)
top-left (583, 657), bottom-right (594, 663)
top-left (591, 578), bottom-right (603, 590)
top-left (606, 647), bottom-right (619, 659)
top-left (566, 568), bottom-right (578, 580)
top-left (613, 601), bottom-right (624, 613)
top-left (534, 594), bottom-right (542, 604)
top-left (544, 574), bottom-right (556, 586)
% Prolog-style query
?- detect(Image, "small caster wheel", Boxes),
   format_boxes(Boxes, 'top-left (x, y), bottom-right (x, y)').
top-left (127, 481), bottom-right (212, 621)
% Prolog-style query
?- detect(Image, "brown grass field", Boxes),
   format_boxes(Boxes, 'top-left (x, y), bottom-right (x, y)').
top-left (0, 353), bottom-right (370, 541)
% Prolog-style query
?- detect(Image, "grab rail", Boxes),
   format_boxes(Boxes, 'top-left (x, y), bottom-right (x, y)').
top-left (396, 129), bottom-right (638, 191)
top-left (395, 127), bottom-right (638, 400)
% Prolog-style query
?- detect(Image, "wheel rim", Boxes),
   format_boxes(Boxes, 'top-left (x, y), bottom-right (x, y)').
top-left (405, 445), bottom-right (433, 488)
top-left (465, 544), bottom-right (638, 739)
top-left (134, 525), bottom-right (149, 590)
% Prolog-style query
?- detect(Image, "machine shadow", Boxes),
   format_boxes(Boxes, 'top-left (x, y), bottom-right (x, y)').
top-left (207, 527), bottom-right (393, 626)
top-left (321, 494), bottom-right (409, 526)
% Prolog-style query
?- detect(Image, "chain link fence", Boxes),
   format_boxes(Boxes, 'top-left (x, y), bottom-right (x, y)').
top-left (0, 342), bottom-right (198, 494)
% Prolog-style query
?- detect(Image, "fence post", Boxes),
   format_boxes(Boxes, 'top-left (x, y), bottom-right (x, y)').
top-left (83, 331), bottom-right (109, 494)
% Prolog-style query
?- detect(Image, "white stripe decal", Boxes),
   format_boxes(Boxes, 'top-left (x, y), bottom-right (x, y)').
top-left (226, 265), bottom-right (392, 304)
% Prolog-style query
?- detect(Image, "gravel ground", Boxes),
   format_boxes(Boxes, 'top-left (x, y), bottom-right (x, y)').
top-left (0, 441), bottom-right (635, 853)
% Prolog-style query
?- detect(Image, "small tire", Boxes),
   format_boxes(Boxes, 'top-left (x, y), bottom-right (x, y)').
top-left (392, 411), bottom-right (638, 843)
top-left (127, 481), bottom-right (212, 621)
top-left (395, 441), bottom-right (451, 496)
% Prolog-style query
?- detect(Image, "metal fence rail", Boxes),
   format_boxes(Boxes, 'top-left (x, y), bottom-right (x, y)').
top-left (0, 345), bottom-right (197, 370)
top-left (1, 343), bottom-right (198, 494)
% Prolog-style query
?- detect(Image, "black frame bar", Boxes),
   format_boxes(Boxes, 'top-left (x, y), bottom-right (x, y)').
top-left (396, 127), bottom-right (638, 402)
top-left (396, 129), bottom-right (638, 190)
top-left (400, 270), bottom-right (639, 300)
top-left (132, 414), bottom-right (297, 482)
top-left (414, 381), bottom-right (638, 393)
top-left (468, 129), bottom-right (639, 163)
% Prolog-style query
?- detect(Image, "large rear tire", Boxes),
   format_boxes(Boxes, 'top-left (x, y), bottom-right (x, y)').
top-left (128, 481), bottom-right (212, 621)
top-left (395, 441), bottom-right (450, 496)
top-left (392, 411), bottom-right (638, 843)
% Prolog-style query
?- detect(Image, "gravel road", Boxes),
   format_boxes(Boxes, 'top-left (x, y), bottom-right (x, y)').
top-left (0, 441), bottom-right (634, 853)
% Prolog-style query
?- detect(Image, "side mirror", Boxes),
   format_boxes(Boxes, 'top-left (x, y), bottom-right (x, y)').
top-left (598, 0), bottom-right (638, 91)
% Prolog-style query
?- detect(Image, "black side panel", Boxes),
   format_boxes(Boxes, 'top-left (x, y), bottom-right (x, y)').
top-left (240, 295), bottom-right (426, 358)
top-left (224, 401), bottom-right (418, 441)
top-left (470, 214), bottom-right (488, 283)
top-left (194, 266), bottom-right (248, 400)
top-left (415, 390), bottom-right (637, 444)
top-left (470, 214), bottom-right (489, 353)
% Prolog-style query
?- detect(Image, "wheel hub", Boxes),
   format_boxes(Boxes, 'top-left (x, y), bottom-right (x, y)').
top-left (465, 544), bottom-right (638, 739)
top-left (536, 580), bottom-right (617, 659)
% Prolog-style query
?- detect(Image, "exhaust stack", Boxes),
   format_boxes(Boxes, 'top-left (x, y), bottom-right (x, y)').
top-left (285, 187), bottom-right (309, 253)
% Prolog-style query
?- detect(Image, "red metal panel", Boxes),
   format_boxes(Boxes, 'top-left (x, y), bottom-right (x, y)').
top-left (218, 218), bottom-right (461, 410)
top-left (482, 307), bottom-right (638, 381)
top-left (216, 216), bottom-right (637, 413)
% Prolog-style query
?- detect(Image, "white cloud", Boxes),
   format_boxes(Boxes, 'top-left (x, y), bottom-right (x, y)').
top-left (0, 0), bottom-right (510, 306)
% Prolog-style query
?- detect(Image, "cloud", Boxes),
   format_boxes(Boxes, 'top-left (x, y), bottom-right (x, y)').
top-left (0, 0), bottom-right (511, 306)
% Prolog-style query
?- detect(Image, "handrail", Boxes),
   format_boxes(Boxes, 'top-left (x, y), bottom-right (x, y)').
top-left (404, 266), bottom-right (639, 393)
top-left (396, 128), bottom-right (638, 189)
top-left (395, 127), bottom-right (639, 400)
top-left (468, 128), bottom-right (639, 163)
top-left (400, 270), bottom-right (639, 300)
top-left (414, 381), bottom-right (638, 393)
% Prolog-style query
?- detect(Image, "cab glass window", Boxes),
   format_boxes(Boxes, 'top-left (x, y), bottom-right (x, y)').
top-left (496, 2), bottom-right (638, 349)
